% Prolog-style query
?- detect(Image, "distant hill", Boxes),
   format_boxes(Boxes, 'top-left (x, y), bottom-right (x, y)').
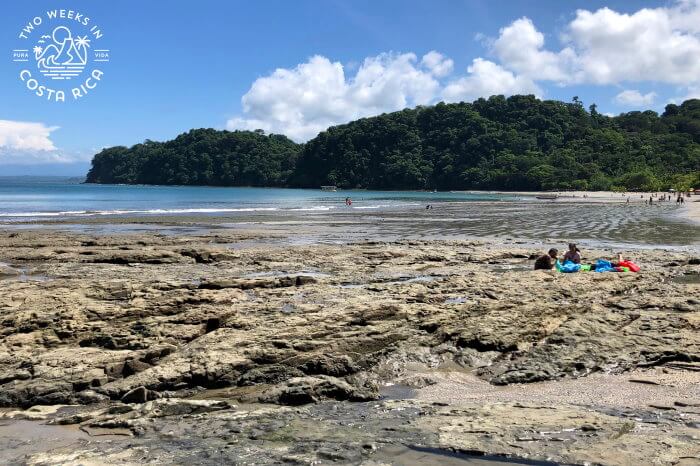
top-left (86, 96), bottom-right (700, 191)
top-left (86, 129), bottom-right (299, 187)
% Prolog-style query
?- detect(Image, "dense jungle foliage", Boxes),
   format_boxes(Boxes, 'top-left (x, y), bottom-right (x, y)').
top-left (87, 96), bottom-right (700, 191)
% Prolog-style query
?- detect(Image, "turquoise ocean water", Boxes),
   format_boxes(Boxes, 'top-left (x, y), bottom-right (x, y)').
top-left (0, 177), bottom-right (508, 219)
top-left (0, 177), bottom-right (697, 248)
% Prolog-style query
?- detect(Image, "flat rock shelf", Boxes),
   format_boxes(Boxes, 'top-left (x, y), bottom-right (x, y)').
top-left (0, 229), bottom-right (698, 465)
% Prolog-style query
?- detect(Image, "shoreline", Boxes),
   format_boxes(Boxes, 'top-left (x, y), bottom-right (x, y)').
top-left (0, 189), bottom-right (698, 251)
top-left (471, 189), bottom-right (700, 224)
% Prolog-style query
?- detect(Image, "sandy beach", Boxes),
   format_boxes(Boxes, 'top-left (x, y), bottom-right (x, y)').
top-left (474, 190), bottom-right (700, 225)
top-left (552, 190), bottom-right (700, 225)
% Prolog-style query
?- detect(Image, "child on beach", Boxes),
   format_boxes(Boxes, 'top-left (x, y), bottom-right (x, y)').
top-left (534, 248), bottom-right (558, 270)
top-left (562, 243), bottom-right (581, 264)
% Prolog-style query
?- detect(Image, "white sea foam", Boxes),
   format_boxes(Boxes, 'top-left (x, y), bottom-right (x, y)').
top-left (0, 210), bottom-right (89, 217)
top-left (0, 207), bottom-right (280, 217)
top-left (0, 202), bottom-right (428, 218)
top-left (289, 205), bottom-right (336, 211)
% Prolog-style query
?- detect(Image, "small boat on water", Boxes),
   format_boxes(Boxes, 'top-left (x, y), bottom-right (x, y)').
top-left (536, 194), bottom-right (559, 200)
top-left (321, 185), bottom-right (337, 192)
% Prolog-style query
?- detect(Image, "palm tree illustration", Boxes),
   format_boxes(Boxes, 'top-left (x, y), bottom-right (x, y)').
top-left (69, 35), bottom-right (91, 65)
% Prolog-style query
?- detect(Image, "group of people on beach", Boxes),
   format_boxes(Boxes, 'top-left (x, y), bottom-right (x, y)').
top-left (641, 192), bottom-right (687, 205)
top-left (534, 243), bottom-right (580, 270)
top-left (534, 243), bottom-right (637, 272)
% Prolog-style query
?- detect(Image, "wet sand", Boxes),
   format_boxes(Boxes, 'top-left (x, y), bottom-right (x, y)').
top-left (2, 195), bottom-right (698, 250)
top-left (683, 197), bottom-right (700, 224)
top-left (463, 190), bottom-right (700, 224)
top-left (413, 367), bottom-right (699, 409)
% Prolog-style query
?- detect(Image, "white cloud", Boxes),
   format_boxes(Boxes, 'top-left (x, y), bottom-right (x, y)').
top-left (614, 90), bottom-right (657, 106)
top-left (349, 52), bottom-right (440, 111)
top-left (421, 51), bottom-right (454, 77)
top-left (490, 1), bottom-right (700, 87)
top-left (227, 52), bottom-right (539, 141)
top-left (0, 120), bottom-right (84, 165)
top-left (565, 4), bottom-right (700, 85)
top-left (442, 58), bottom-right (541, 102)
top-left (228, 52), bottom-right (452, 141)
top-left (0, 120), bottom-right (58, 151)
top-left (492, 17), bottom-right (574, 82)
top-left (226, 55), bottom-right (350, 141)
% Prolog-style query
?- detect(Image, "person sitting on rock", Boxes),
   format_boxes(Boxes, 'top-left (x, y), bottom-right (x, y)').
top-left (534, 248), bottom-right (558, 270)
top-left (562, 243), bottom-right (581, 264)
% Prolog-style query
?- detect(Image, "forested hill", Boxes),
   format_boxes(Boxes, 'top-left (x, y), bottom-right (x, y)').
top-left (86, 95), bottom-right (700, 191)
top-left (86, 129), bottom-right (299, 187)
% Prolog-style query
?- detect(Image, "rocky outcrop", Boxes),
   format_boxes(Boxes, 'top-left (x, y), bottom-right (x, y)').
top-left (0, 232), bottom-right (698, 410)
top-left (253, 375), bottom-right (378, 405)
top-left (0, 230), bottom-right (698, 464)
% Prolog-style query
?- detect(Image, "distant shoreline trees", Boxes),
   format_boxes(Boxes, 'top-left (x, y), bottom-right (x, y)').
top-left (86, 95), bottom-right (700, 192)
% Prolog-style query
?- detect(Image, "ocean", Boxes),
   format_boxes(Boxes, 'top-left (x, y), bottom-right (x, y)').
top-left (0, 176), bottom-right (507, 218)
top-left (0, 176), bottom-right (697, 248)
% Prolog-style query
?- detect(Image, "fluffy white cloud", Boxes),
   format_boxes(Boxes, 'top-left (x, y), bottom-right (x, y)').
top-left (614, 90), bottom-right (657, 106)
top-left (228, 52), bottom-right (449, 141)
top-left (226, 55), bottom-right (349, 141)
top-left (349, 52), bottom-right (440, 111)
top-left (420, 51), bottom-right (454, 77)
top-left (491, 1), bottom-right (700, 86)
top-left (492, 18), bottom-right (574, 82)
top-left (228, 52), bottom-right (538, 141)
top-left (0, 120), bottom-right (58, 151)
top-left (442, 58), bottom-right (540, 102)
top-left (0, 120), bottom-right (81, 165)
top-left (565, 4), bottom-right (700, 85)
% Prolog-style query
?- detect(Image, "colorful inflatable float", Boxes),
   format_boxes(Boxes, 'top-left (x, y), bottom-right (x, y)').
top-left (555, 259), bottom-right (640, 273)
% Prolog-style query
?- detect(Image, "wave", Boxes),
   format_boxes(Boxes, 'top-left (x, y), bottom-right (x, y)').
top-left (0, 202), bottom-right (423, 218)
top-left (289, 206), bottom-right (336, 211)
top-left (0, 210), bottom-right (89, 217)
top-left (0, 207), bottom-right (281, 217)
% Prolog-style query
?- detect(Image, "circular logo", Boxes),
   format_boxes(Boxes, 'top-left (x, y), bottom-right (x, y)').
top-left (11, 9), bottom-right (110, 102)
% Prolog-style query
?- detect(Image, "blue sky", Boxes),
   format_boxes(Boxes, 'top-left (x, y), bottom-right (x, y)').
top-left (1, 0), bottom-right (698, 175)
